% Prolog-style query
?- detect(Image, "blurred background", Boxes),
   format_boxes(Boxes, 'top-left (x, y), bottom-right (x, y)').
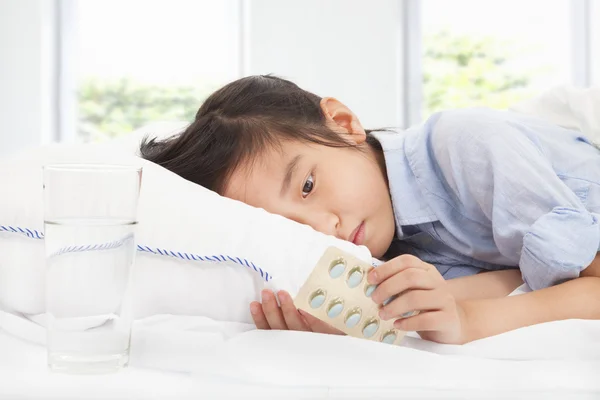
top-left (0, 0), bottom-right (598, 157)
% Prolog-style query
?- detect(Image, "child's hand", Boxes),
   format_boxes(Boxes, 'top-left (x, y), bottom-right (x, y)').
top-left (369, 254), bottom-right (467, 344)
top-left (250, 289), bottom-right (344, 335)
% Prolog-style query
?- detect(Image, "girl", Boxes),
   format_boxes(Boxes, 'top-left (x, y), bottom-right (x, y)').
top-left (141, 75), bottom-right (600, 344)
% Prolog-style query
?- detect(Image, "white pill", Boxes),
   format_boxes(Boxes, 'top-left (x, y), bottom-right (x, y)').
top-left (345, 310), bottom-right (361, 328)
top-left (327, 301), bottom-right (344, 318)
top-left (346, 268), bottom-right (363, 288)
top-left (362, 320), bottom-right (379, 338)
top-left (364, 284), bottom-right (376, 297)
top-left (329, 261), bottom-right (346, 279)
top-left (309, 290), bottom-right (326, 309)
top-left (310, 295), bottom-right (325, 309)
top-left (381, 331), bottom-right (397, 344)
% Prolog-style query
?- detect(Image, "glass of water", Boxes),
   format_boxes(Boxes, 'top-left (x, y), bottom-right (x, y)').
top-left (43, 164), bottom-right (142, 373)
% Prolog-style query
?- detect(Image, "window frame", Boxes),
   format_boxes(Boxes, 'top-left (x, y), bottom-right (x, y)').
top-left (402, 0), bottom-right (594, 127)
top-left (55, 0), bottom-right (596, 138)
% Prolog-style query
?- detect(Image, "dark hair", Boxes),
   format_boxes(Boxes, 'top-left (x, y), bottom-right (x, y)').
top-left (140, 75), bottom-right (381, 194)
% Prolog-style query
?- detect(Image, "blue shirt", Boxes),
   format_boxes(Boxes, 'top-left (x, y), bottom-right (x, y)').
top-left (373, 108), bottom-right (600, 290)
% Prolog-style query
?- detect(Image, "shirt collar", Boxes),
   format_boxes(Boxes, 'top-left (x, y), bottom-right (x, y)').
top-left (371, 130), bottom-right (438, 235)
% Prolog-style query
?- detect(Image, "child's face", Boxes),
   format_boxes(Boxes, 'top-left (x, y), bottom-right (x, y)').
top-left (223, 99), bottom-right (396, 258)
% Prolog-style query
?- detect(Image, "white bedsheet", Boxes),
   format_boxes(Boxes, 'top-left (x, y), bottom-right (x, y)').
top-left (2, 305), bottom-right (600, 399)
top-left (0, 328), bottom-right (333, 400)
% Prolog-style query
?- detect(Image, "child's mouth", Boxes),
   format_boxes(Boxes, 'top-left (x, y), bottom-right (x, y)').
top-left (350, 221), bottom-right (365, 245)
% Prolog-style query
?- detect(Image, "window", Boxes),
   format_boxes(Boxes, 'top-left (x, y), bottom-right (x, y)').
top-left (57, 0), bottom-right (597, 139)
top-left (67, 0), bottom-right (240, 142)
top-left (421, 0), bottom-right (571, 119)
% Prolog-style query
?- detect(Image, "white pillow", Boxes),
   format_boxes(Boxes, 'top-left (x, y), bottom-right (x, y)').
top-left (510, 85), bottom-right (600, 146)
top-left (0, 125), bottom-right (372, 325)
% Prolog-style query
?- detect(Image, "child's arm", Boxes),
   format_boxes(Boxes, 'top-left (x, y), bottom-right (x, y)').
top-left (251, 268), bottom-right (522, 336)
top-left (371, 254), bottom-right (600, 344)
top-left (461, 253), bottom-right (600, 342)
top-left (446, 269), bottom-right (523, 302)
top-left (429, 110), bottom-right (600, 292)
top-left (581, 252), bottom-right (600, 278)
top-left (251, 254), bottom-right (599, 343)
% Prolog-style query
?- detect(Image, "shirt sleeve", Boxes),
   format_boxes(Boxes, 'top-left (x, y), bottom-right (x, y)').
top-left (441, 265), bottom-right (486, 280)
top-left (430, 109), bottom-right (600, 290)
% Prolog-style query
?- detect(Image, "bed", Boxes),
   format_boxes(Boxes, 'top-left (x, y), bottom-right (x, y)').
top-left (2, 285), bottom-right (600, 400)
top-left (3, 85), bottom-right (600, 399)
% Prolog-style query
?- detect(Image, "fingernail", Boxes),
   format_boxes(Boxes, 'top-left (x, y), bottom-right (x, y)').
top-left (370, 291), bottom-right (379, 304)
top-left (250, 303), bottom-right (260, 315)
top-left (277, 291), bottom-right (288, 304)
top-left (261, 289), bottom-right (270, 302)
top-left (368, 271), bottom-right (378, 284)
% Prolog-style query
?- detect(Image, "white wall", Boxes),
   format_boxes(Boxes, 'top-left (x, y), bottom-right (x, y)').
top-left (245, 0), bottom-right (404, 129)
top-left (0, 0), bottom-right (55, 159)
top-left (594, 0), bottom-right (600, 84)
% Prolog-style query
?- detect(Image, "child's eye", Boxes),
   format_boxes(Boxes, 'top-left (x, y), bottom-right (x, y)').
top-left (302, 174), bottom-right (314, 198)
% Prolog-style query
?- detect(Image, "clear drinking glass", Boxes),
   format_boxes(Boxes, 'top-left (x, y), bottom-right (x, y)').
top-left (43, 164), bottom-right (142, 373)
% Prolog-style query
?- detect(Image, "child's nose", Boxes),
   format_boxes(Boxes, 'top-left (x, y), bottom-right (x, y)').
top-left (308, 211), bottom-right (340, 238)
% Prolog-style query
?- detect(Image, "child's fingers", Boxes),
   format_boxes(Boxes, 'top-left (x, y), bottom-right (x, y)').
top-left (250, 301), bottom-right (270, 329)
top-left (298, 310), bottom-right (345, 335)
top-left (379, 289), bottom-right (448, 320)
top-left (277, 291), bottom-right (310, 331)
top-left (368, 254), bottom-right (432, 285)
top-left (260, 289), bottom-right (288, 330)
top-left (371, 268), bottom-right (437, 305)
top-left (393, 310), bottom-right (451, 332)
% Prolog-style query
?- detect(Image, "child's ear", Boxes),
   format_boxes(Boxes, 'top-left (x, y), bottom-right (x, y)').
top-left (320, 97), bottom-right (366, 144)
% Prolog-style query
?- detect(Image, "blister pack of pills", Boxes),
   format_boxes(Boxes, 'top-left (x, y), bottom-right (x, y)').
top-left (293, 247), bottom-right (408, 346)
